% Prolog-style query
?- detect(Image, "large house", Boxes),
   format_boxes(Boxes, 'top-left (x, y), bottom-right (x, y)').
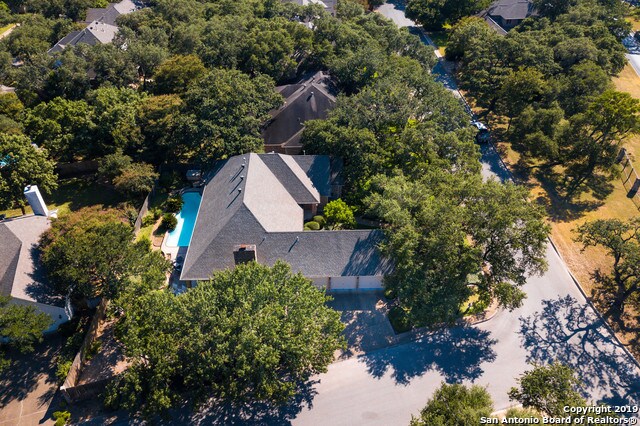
top-left (49, 0), bottom-right (138, 54)
top-left (0, 215), bottom-right (70, 331)
top-left (179, 153), bottom-right (392, 291)
top-left (480, 0), bottom-right (537, 34)
top-left (263, 72), bottom-right (336, 155)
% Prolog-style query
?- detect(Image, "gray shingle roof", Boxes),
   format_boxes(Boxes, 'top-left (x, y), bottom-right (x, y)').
top-left (0, 216), bottom-right (63, 307)
top-left (181, 154), bottom-right (390, 281)
top-left (291, 155), bottom-right (332, 197)
top-left (263, 71), bottom-right (336, 150)
top-left (51, 0), bottom-right (138, 53)
top-left (285, 0), bottom-right (337, 14)
top-left (487, 0), bottom-right (535, 21)
top-left (49, 22), bottom-right (118, 53)
top-left (258, 153), bottom-right (320, 204)
top-left (0, 225), bottom-right (21, 297)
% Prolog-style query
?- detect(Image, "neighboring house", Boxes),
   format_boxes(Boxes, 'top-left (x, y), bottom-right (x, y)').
top-left (180, 153), bottom-right (392, 292)
top-left (85, 0), bottom-right (137, 26)
top-left (284, 0), bottom-right (337, 15)
top-left (263, 71), bottom-right (336, 155)
top-left (0, 216), bottom-right (70, 332)
top-left (48, 0), bottom-right (139, 54)
top-left (49, 22), bottom-right (120, 54)
top-left (480, 0), bottom-right (537, 33)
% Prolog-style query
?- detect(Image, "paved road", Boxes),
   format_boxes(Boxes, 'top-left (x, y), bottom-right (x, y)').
top-left (623, 34), bottom-right (640, 78)
top-left (290, 4), bottom-right (640, 425)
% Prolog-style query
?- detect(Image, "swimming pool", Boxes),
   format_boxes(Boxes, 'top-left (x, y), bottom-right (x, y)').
top-left (165, 192), bottom-right (202, 247)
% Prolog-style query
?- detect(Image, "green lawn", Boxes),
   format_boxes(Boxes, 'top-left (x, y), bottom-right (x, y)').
top-left (0, 24), bottom-right (15, 37)
top-left (1, 177), bottom-right (128, 218)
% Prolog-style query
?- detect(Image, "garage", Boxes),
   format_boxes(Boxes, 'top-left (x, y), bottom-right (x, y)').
top-left (329, 276), bottom-right (357, 291)
top-left (358, 275), bottom-right (383, 290)
top-left (309, 276), bottom-right (384, 292)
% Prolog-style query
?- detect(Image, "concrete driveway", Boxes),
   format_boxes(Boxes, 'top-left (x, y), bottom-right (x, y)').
top-left (0, 335), bottom-right (61, 426)
top-left (327, 293), bottom-right (396, 358)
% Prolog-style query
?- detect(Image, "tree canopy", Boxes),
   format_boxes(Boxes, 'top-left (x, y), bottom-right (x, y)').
top-left (410, 382), bottom-right (494, 426)
top-left (0, 133), bottom-right (57, 214)
top-left (406, 0), bottom-right (492, 30)
top-left (447, 0), bottom-right (632, 200)
top-left (366, 171), bottom-right (549, 325)
top-left (575, 218), bottom-right (640, 332)
top-left (105, 261), bottom-right (344, 413)
top-left (0, 295), bottom-right (52, 373)
top-left (40, 207), bottom-right (170, 301)
top-left (508, 362), bottom-right (586, 417)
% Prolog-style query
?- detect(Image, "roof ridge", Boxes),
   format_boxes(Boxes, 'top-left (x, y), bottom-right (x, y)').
top-left (277, 154), bottom-right (320, 203)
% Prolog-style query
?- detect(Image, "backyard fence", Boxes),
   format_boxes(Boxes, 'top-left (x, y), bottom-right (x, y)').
top-left (617, 148), bottom-right (640, 210)
top-left (54, 160), bottom-right (99, 178)
top-left (133, 185), bottom-right (156, 234)
top-left (60, 299), bottom-right (109, 404)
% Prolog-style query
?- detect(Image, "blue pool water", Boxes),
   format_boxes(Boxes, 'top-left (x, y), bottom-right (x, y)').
top-left (165, 192), bottom-right (201, 247)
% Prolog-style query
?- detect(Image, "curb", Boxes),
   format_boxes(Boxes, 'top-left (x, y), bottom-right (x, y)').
top-left (546, 236), bottom-right (640, 370)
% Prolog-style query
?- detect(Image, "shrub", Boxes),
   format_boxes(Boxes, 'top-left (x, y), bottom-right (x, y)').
top-left (121, 204), bottom-right (139, 227)
top-left (150, 207), bottom-right (162, 220)
top-left (164, 195), bottom-right (184, 213)
top-left (388, 306), bottom-right (412, 334)
top-left (53, 410), bottom-right (71, 426)
top-left (304, 221), bottom-right (320, 230)
top-left (323, 199), bottom-right (356, 229)
top-left (162, 213), bottom-right (178, 231)
top-left (142, 213), bottom-right (156, 227)
top-left (137, 236), bottom-right (152, 249)
top-left (312, 215), bottom-right (326, 227)
top-left (56, 360), bottom-right (72, 382)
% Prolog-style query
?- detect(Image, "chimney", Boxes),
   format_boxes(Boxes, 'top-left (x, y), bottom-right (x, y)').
top-left (23, 185), bottom-right (49, 217)
top-left (233, 244), bottom-right (257, 265)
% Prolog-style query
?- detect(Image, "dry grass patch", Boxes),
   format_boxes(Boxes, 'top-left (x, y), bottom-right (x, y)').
top-left (614, 65), bottom-right (640, 171)
top-left (626, 16), bottom-right (640, 32)
top-left (613, 64), bottom-right (640, 100)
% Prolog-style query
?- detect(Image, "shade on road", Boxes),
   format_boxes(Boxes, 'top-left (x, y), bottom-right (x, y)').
top-left (289, 4), bottom-right (640, 425)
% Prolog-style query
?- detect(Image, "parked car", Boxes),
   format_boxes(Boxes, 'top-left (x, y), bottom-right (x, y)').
top-left (471, 120), bottom-right (490, 143)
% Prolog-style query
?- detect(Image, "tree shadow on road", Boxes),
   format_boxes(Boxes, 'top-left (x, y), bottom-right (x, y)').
top-left (170, 379), bottom-right (319, 426)
top-left (0, 334), bottom-right (61, 409)
top-left (359, 325), bottom-right (497, 385)
top-left (518, 296), bottom-right (640, 407)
